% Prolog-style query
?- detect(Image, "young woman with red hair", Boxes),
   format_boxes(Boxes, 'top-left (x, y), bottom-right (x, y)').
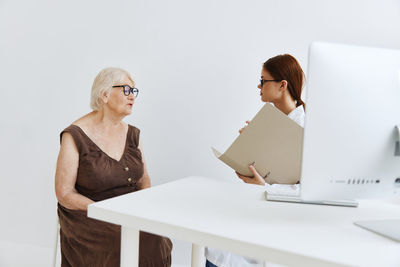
top-left (205, 54), bottom-right (306, 267)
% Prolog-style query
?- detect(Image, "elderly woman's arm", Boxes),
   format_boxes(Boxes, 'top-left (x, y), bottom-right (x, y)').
top-left (55, 132), bottom-right (94, 211)
top-left (136, 140), bottom-right (151, 190)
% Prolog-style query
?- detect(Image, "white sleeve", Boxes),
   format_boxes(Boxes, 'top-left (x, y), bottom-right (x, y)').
top-left (265, 183), bottom-right (301, 196)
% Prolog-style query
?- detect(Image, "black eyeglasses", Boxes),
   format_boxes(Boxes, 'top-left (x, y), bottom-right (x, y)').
top-left (260, 79), bottom-right (280, 87)
top-left (112, 85), bottom-right (139, 97)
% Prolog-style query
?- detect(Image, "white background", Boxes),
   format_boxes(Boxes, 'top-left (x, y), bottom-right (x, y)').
top-left (1, 0), bottom-right (399, 266)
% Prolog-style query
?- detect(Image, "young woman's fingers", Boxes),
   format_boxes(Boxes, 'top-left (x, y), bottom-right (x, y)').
top-left (249, 165), bottom-right (260, 177)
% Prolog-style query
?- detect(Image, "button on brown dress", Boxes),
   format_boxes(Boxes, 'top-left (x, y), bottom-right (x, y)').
top-left (57, 124), bottom-right (172, 267)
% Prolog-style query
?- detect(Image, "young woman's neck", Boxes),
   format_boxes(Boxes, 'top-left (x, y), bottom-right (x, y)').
top-left (274, 94), bottom-right (297, 115)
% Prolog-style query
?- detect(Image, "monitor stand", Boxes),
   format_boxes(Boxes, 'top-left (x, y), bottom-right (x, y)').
top-left (265, 194), bottom-right (358, 207)
top-left (354, 220), bottom-right (400, 242)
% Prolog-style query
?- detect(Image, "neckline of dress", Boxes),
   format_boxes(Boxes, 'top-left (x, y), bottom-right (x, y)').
top-left (71, 124), bottom-right (131, 163)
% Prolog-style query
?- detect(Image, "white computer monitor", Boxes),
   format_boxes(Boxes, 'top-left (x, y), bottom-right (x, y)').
top-left (300, 42), bottom-right (400, 201)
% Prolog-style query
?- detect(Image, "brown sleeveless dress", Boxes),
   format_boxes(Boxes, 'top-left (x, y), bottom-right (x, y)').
top-left (57, 124), bottom-right (172, 267)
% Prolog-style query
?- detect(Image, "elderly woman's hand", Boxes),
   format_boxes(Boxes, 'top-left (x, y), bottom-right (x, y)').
top-left (236, 165), bottom-right (265, 186)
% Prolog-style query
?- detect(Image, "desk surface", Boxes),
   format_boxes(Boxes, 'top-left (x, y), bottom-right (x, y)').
top-left (88, 176), bottom-right (400, 267)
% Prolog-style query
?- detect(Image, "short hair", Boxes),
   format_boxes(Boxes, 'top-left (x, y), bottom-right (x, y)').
top-left (90, 67), bottom-right (134, 110)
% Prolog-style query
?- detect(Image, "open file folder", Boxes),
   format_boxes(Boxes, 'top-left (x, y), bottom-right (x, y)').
top-left (212, 103), bottom-right (304, 184)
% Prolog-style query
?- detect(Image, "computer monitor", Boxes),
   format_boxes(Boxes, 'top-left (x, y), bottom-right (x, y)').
top-left (300, 42), bottom-right (400, 201)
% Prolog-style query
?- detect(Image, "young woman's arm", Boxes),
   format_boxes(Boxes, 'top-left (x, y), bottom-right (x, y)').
top-left (236, 165), bottom-right (265, 186)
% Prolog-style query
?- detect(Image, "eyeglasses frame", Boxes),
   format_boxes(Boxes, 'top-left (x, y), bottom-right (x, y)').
top-left (260, 79), bottom-right (281, 87)
top-left (112, 85), bottom-right (139, 97)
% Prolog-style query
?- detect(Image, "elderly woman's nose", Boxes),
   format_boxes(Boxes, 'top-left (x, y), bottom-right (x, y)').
top-left (258, 84), bottom-right (261, 89)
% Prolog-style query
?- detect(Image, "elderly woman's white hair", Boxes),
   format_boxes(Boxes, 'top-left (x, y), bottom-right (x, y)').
top-left (90, 67), bottom-right (134, 110)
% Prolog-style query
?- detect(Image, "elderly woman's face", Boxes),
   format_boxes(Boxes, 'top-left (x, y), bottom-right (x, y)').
top-left (106, 76), bottom-right (135, 116)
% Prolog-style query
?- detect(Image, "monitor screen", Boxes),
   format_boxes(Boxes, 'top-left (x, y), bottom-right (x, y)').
top-left (300, 42), bottom-right (400, 201)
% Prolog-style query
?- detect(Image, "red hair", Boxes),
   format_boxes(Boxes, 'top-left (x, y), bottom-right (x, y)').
top-left (263, 54), bottom-right (306, 108)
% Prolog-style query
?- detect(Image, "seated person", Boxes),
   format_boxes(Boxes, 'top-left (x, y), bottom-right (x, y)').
top-left (55, 67), bottom-right (173, 267)
top-left (206, 54), bottom-right (306, 267)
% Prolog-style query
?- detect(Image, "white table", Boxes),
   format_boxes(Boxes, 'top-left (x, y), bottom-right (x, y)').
top-left (88, 176), bottom-right (400, 267)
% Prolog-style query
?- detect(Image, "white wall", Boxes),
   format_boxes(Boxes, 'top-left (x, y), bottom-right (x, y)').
top-left (1, 0), bottom-right (400, 265)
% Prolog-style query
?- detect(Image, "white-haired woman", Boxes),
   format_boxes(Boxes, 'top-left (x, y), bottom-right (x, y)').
top-left (55, 67), bottom-right (172, 267)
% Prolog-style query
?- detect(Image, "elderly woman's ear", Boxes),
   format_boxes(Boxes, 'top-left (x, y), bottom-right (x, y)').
top-left (101, 91), bottom-right (109, 104)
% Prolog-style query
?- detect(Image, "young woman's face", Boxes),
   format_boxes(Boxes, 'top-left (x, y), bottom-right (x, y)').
top-left (258, 69), bottom-right (282, 103)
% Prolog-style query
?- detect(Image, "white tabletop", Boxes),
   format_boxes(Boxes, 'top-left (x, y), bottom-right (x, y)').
top-left (88, 176), bottom-right (400, 267)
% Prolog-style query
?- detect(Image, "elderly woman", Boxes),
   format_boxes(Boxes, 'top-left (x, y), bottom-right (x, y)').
top-left (55, 67), bottom-right (172, 267)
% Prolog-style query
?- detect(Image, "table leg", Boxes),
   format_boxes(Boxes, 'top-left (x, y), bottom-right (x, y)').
top-left (121, 226), bottom-right (139, 267)
top-left (191, 244), bottom-right (204, 267)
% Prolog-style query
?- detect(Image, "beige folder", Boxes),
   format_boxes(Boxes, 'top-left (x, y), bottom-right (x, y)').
top-left (212, 103), bottom-right (303, 184)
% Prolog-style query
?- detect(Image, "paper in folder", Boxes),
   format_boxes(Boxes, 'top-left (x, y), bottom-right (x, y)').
top-left (212, 103), bottom-right (303, 184)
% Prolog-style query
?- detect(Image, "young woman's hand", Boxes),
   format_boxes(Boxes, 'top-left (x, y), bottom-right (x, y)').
top-left (235, 165), bottom-right (265, 186)
top-left (238, 120), bottom-right (251, 134)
